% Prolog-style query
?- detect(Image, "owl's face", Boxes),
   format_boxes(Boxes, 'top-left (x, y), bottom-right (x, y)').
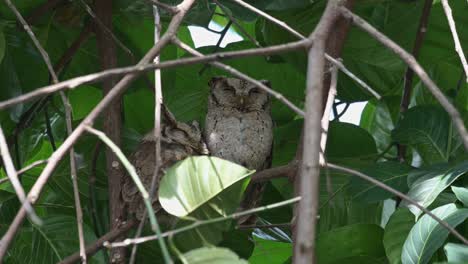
top-left (209, 77), bottom-right (270, 111)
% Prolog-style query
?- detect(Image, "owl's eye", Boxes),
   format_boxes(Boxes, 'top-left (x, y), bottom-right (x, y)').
top-left (249, 88), bottom-right (261, 94)
top-left (223, 86), bottom-right (235, 92)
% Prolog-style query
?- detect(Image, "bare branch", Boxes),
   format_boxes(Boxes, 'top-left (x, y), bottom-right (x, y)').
top-left (0, 0), bottom-right (196, 259)
top-left (130, 5), bottom-right (165, 264)
top-left (251, 162), bottom-right (298, 183)
top-left (172, 38), bottom-right (305, 117)
top-left (0, 159), bottom-right (48, 186)
top-left (339, 7), bottom-right (468, 150)
top-left (105, 197), bottom-right (301, 248)
top-left (325, 163), bottom-right (468, 245)
top-left (60, 92), bottom-right (87, 263)
top-left (59, 219), bottom-right (138, 264)
top-left (0, 126), bottom-right (41, 225)
top-left (294, 2), bottom-right (340, 263)
top-left (441, 0), bottom-right (468, 82)
top-left (398, 0), bottom-right (433, 161)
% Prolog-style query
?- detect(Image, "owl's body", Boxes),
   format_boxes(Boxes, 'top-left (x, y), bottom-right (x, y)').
top-left (122, 106), bottom-right (208, 220)
top-left (205, 77), bottom-right (273, 222)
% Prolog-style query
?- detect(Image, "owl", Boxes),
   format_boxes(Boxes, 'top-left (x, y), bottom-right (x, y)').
top-left (204, 77), bottom-right (274, 223)
top-left (122, 105), bottom-right (208, 220)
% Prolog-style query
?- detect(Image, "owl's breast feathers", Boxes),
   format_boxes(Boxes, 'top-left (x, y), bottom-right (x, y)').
top-left (205, 108), bottom-right (273, 171)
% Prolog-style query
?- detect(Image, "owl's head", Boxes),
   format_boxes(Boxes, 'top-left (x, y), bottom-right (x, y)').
top-left (208, 77), bottom-right (271, 111)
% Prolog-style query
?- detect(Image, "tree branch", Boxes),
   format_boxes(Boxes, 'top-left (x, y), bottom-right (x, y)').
top-left (441, 0), bottom-right (468, 82)
top-left (294, 2), bottom-right (341, 263)
top-left (339, 7), bottom-right (468, 150)
top-left (398, 0), bottom-right (432, 161)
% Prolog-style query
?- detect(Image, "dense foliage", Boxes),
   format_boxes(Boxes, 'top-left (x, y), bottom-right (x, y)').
top-left (0, 0), bottom-right (467, 263)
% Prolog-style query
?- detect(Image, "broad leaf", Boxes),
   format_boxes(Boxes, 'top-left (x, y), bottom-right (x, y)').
top-left (6, 215), bottom-right (105, 263)
top-left (383, 208), bottom-right (415, 264)
top-left (401, 204), bottom-right (468, 264)
top-left (159, 156), bottom-right (254, 217)
top-left (350, 161), bottom-right (412, 203)
top-left (402, 161), bottom-right (468, 216)
top-left (392, 106), bottom-right (460, 164)
top-left (444, 243), bottom-right (468, 263)
top-left (249, 238), bottom-right (291, 264)
top-left (451, 186), bottom-right (468, 207)
top-left (316, 224), bottom-right (386, 264)
top-left (182, 247), bottom-right (248, 264)
top-left (68, 85), bottom-right (101, 120)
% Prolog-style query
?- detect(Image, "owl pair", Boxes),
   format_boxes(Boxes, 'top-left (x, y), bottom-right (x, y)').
top-left (122, 77), bottom-right (274, 222)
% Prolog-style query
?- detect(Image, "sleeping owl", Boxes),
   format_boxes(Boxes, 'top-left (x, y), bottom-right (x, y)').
top-left (204, 77), bottom-right (274, 223)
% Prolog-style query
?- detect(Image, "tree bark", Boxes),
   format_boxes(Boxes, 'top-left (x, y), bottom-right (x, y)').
top-left (93, 1), bottom-right (126, 263)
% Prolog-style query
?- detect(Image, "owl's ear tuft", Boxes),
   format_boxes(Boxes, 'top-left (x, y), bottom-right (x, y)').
top-left (209, 77), bottom-right (224, 88)
top-left (260, 80), bottom-right (271, 87)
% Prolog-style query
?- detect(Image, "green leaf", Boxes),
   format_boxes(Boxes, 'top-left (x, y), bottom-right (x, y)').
top-left (360, 97), bottom-right (399, 155)
top-left (6, 215), bottom-right (105, 263)
top-left (402, 161), bottom-right (468, 216)
top-left (316, 224), bottom-right (386, 264)
top-left (444, 243), bottom-right (468, 263)
top-left (0, 25), bottom-right (6, 65)
top-left (350, 161), bottom-right (412, 203)
top-left (383, 208), bottom-right (415, 264)
top-left (401, 204), bottom-right (468, 264)
top-left (68, 85), bottom-right (102, 120)
top-left (326, 122), bottom-right (378, 167)
top-left (159, 156), bottom-right (254, 217)
top-left (392, 106), bottom-right (461, 164)
top-left (249, 238), bottom-right (291, 264)
top-left (452, 186), bottom-right (468, 207)
top-left (181, 247), bottom-right (248, 264)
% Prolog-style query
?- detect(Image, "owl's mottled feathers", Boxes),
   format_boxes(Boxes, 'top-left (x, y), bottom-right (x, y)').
top-left (122, 106), bottom-right (208, 220)
top-left (205, 77), bottom-right (274, 223)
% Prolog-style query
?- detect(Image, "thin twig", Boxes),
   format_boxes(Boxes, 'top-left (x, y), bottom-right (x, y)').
top-left (237, 222), bottom-right (291, 230)
top-left (213, 0), bottom-right (260, 47)
top-left (172, 38), bottom-right (305, 117)
top-left (59, 219), bottom-right (139, 264)
top-left (105, 197), bottom-right (301, 248)
top-left (0, 0), bottom-right (196, 259)
top-left (340, 7), bottom-right (468, 150)
top-left (0, 39), bottom-right (310, 110)
top-left (398, 0), bottom-right (432, 161)
top-left (85, 126), bottom-right (171, 263)
top-left (441, 0), bottom-right (468, 82)
top-left (0, 126), bottom-right (41, 225)
top-left (0, 159), bottom-right (49, 186)
top-left (130, 4), bottom-right (165, 264)
top-left (228, 0), bottom-right (379, 99)
top-left (326, 163), bottom-right (468, 245)
top-left (60, 92), bottom-right (87, 263)
top-left (199, 20), bottom-right (233, 74)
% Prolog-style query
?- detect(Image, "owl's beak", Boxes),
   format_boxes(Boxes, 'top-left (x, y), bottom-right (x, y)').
top-left (238, 96), bottom-right (246, 110)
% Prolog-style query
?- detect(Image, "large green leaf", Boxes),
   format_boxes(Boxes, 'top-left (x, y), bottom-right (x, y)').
top-left (401, 204), bottom-right (468, 264)
top-left (5, 215), bottom-right (105, 264)
top-left (444, 243), bottom-right (468, 263)
top-left (249, 238), bottom-right (291, 264)
top-left (159, 156), bottom-right (254, 217)
top-left (350, 161), bottom-right (412, 203)
top-left (392, 106), bottom-right (462, 164)
top-left (452, 186), bottom-right (468, 207)
top-left (326, 122), bottom-right (378, 167)
top-left (360, 97), bottom-right (399, 155)
top-left (383, 208), bottom-right (415, 264)
top-left (68, 85), bottom-right (101, 120)
top-left (316, 224), bottom-right (386, 264)
top-left (402, 160), bottom-right (468, 216)
top-left (182, 247), bottom-right (248, 264)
